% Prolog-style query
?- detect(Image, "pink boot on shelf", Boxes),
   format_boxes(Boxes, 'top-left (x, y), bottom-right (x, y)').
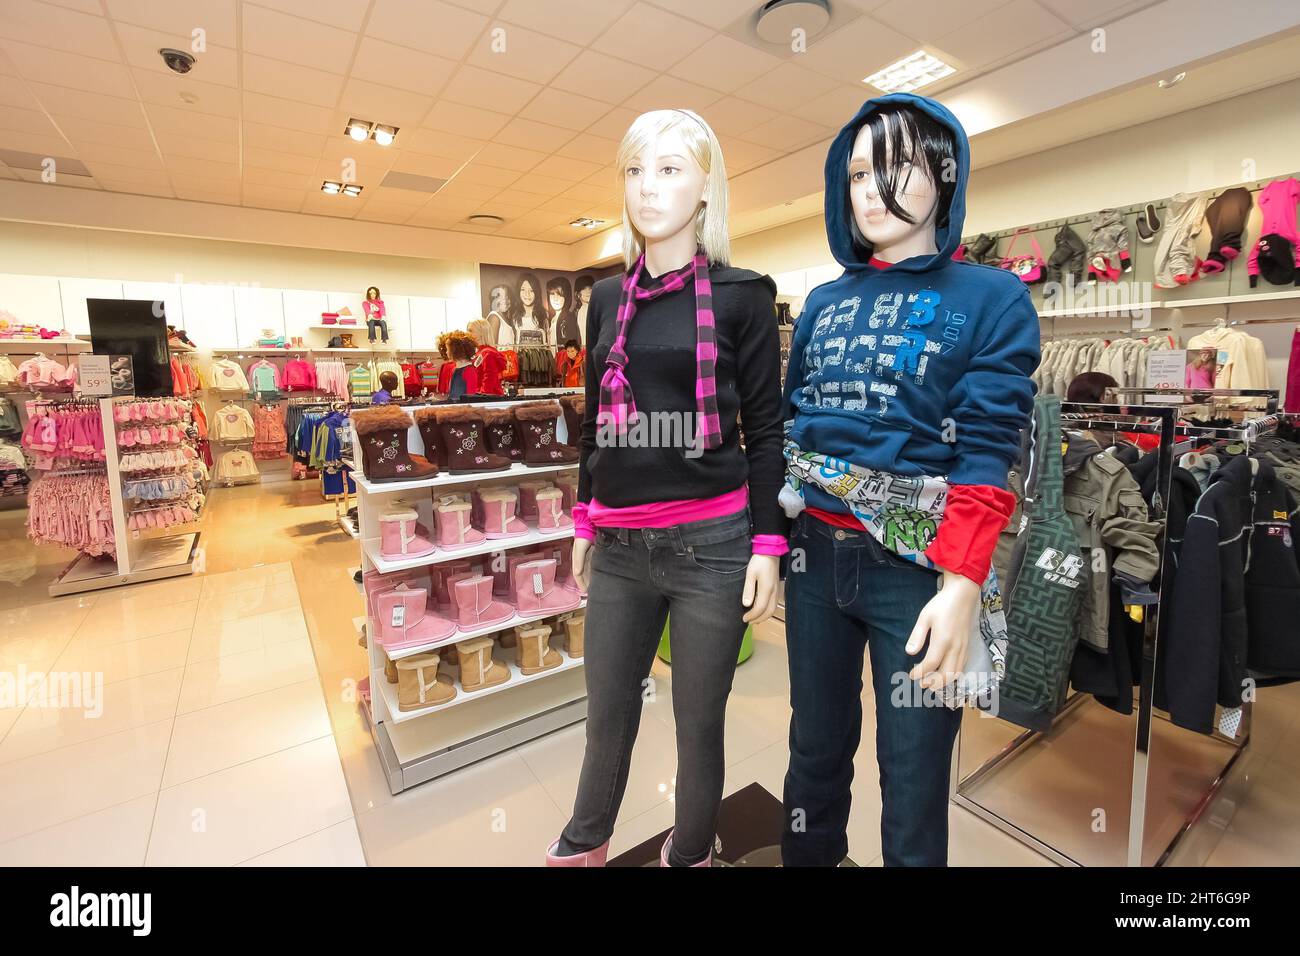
top-left (435, 499), bottom-right (484, 550)
top-left (659, 830), bottom-right (712, 867)
top-left (503, 552), bottom-right (542, 606)
top-left (443, 570), bottom-right (478, 622)
top-left (363, 567), bottom-right (427, 620)
top-left (453, 574), bottom-right (514, 630)
top-left (514, 558), bottom-right (581, 615)
top-left (535, 487), bottom-right (573, 531)
top-left (480, 489), bottom-right (527, 538)
top-left (555, 473), bottom-right (578, 515)
top-left (545, 839), bottom-right (609, 867)
top-left (540, 541), bottom-right (581, 594)
top-left (515, 480), bottom-right (551, 521)
top-left (379, 508), bottom-right (436, 560)
top-left (375, 584), bottom-right (456, 651)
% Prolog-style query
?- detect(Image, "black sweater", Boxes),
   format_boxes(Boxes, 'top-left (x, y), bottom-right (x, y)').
top-left (577, 265), bottom-right (787, 537)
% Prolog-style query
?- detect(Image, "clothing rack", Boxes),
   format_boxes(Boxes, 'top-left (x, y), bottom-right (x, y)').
top-left (952, 399), bottom-right (1287, 866)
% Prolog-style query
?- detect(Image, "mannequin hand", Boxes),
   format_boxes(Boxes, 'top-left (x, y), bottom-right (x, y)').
top-left (572, 537), bottom-right (593, 593)
top-left (741, 554), bottom-right (780, 625)
top-left (907, 569), bottom-right (979, 692)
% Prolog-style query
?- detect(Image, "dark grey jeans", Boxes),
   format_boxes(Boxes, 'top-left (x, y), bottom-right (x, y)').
top-left (557, 508), bottom-right (752, 865)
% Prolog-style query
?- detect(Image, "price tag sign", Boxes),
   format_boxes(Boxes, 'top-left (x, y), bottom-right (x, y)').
top-left (79, 355), bottom-right (135, 397)
top-left (1143, 349), bottom-right (1186, 404)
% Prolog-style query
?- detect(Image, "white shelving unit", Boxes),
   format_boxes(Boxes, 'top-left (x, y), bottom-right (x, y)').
top-left (352, 400), bottom-right (586, 793)
top-left (0, 336), bottom-right (92, 353)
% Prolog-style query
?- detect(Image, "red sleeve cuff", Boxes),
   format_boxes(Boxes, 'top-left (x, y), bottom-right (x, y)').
top-left (925, 484), bottom-right (1017, 585)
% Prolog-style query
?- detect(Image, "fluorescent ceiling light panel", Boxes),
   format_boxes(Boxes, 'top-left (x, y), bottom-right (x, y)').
top-left (863, 50), bottom-right (955, 93)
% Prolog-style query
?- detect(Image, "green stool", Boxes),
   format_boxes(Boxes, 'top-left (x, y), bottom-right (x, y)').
top-left (657, 617), bottom-right (754, 665)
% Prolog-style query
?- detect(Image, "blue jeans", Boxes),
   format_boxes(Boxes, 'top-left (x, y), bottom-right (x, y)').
top-left (782, 513), bottom-right (961, 866)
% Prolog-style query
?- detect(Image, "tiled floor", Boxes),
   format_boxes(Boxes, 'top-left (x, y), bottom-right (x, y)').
top-left (1, 482), bottom-right (1296, 866)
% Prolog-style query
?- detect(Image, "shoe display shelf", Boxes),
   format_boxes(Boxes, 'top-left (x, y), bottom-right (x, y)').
top-left (350, 400), bottom-right (587, 793)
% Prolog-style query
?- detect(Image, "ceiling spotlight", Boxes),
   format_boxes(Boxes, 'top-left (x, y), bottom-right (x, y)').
top-left (1157, 71), bottom-right (1187, 89)
top-left (341, 184), bottom-right (363, 197)
top-left (321, 181), bottom-right (342, 194)
top-left (373, 124), bottom-right (398, 147)
top-left (755, 0), bottom-right (831, 45)
top-left (863, 50), bottom-right (955, 93)
top-left (467, 214), bottom-right (505, 226)
top-left (345, 118), bottom-right (371, 142)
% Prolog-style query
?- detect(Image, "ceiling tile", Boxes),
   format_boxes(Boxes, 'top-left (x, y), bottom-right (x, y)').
top-left (700, 96), bottom-right (778, 138)
top-left (363, 185), bottom-right (437, 206)
top-left (797, 85), bottom-right (872, 129)
top-left (57, 115), bottom-right (156, 151)
top-left (355, 201), bottom-right (420, 224)
top-left (243, 166), bottom-right (316, 191)
top-left (592, 4), bottom-right (711, 66)
top-left (338, 79), bottom-right (435, 129)
top-left (146, 103), bottom-right (239, 141)
top-left (804, 15), bottom-right (917, 84)
top-left (624, 74), bottom-right (723, 113)
top-left (105, 0), bottom-right (237, 45)
top-left (131, 69), bottom-right (242, 117)
top-left (871, 0), bottom-right (1008, 43)
top-left (366, 0), bottom-right (489, 60)
top-left (493, 116), bottom-right (575, 152)
top-left (82, 161), bottom-right (173, 185)
top-left (241, 121), bottom-right (326, 156)
top-left (27, 84), bottom-right (144, 127)
top-left (42, 0), bottom-right (105, 14)
top-left (440, 64), bottom-right (541, 114)
top-left (716, 137), bottom-right (780, 174)
top-left (0, 76), bottom-right (40, 110)
top-left (467, 141), bottom-right (546, 172)
top-left (529, 154), bottom-right (604, 183)
top-left (113, 23), bottom-right (239, 87)
top-left (0, 132), bottom-right (72, 156)
top-left (300, 192), bottom-right (361, 217)
top-left (242, 54), bottom-right (346, 108)
top-left (549, 48), bottom-right (656, 106)
top-left (452, 162), bottom-right (520, 188)
top-left (517, 88), bottom-right (611, 132)
top-left (933, 0), bottom-right (1071, 71)
top-left (420, 101), bottom-right (512, 140)
top-left (351, 37), bottom-right (457, 96)
top-left (13, 168), bottom-right (98, 188)
top-left (252, 0), bottom-right (371, 31)
top-left (1036, 0), bottom-right (1151, 30)
top-left (585, 106), bottom-right (639, 140)
top-left (555, 130), bottom-right (620, 163)
top-left (466, 22), bottom-right (582, 85)
top-left (0, 39), bottom-right (135, 97)
top-left (732, 62), bottom-right (839, 113)
top-left (242, 148), bottom-right (317, 175)
top-left (669, 34), bottom-right (781, 94)
top-left (495, 0), bottom-right (635, 45)
top-left (72, 141), bottom-right (164, 168)
top-left (429, 177), bottom-right (500, 201)
top-left (241, 183), bottom-right (306, 211)
top-left (398, 128), bottom-right (485, 163)
top-left (166, 154), bottom-right (240, 181)
top-left (315, 147), bottom-right (397, 182)
top-left (503, 172), bottom-right (580, 197)
top-left (0, 105), bottom-right (62, 137)
top-left (242, 91), bottom-right (334, 134)
top-left (389, 152), bottom-right (464, 180)
top-left (537, 194), bottom-right (591, 215)
top-left (560, 180), bottom-right (617, 202)
top-left (241, 5), bottom-right (357, 70)
top-left (632, 0), bottom-right (755, 30)
top-left (0, 0), bottom-right (116, 59)
top-left (99, 179), bottom-right (175, 197)
top-left (738, 113), bottom-right (832, 150)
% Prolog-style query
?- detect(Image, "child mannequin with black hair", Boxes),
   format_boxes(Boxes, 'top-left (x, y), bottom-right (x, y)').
top-left (780, 93), bottom-right (1039, 867)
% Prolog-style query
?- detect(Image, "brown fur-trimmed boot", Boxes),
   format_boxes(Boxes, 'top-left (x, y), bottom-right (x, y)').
top-left (435, 407), bottom-right (511, 474)
top-left (353, 406), bottom-right (438, 483)
top-left (558, 394), bottom-right (584, 446)
top-left (514, 401), bottom-right (579, 467)
top-left (412, 407), bottom-right (447, 469)
top-left (481, 407), bottom-right (523, 462)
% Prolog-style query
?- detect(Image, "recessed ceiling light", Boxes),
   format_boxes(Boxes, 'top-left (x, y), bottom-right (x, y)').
top-left (341, 184), bottom-right (362, 197)
top-left (1157, 71), bottom-right (1187, 89)
top-left (467, 214), bottom-right (505, 226)
top-left (569, 217), bottom-right (606, 229)
top-left (345, 118), bottom-right (371, 142)
top-left (321, 181), bottom-right (342, 194)
top-left (863, 50), bottom-right (955, 93)
top-left (755, 0), bottom-right (831, 44)
top-left (373, 124), bottom-right (398, 147)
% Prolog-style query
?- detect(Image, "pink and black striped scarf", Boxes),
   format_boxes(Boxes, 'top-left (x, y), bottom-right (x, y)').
top-left (598, 248), bottom-right (721, 451)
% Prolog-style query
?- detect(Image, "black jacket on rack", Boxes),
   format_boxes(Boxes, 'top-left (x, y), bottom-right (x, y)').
top-left (1161, 456), bottom-right (1300, 734)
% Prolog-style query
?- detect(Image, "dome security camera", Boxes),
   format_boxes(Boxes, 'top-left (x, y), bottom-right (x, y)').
top-left (159, 48), bottom-right (196, 74)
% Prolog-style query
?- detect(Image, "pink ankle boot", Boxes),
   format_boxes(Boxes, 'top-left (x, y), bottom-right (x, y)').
top-left (480, 489), bottom-right (527, 538)
top-left (453, 574), bottom-right (514, 630)
top-left (435, 500), bottom-right (484, 550)
top-left (535, 487), bottom-right (573, 531)
top-left (546, 838), bottom-right (609, 867)
top-left (659, 830), bottom-right (712, 867)
top-left (515, 480), bottom-right (551, 522)
top-left (375, 585), bottom-right (456, 651)
top-left (379, 508), bottom-right (436, 559)
top-left (514, 559), bottom-right (581, 615)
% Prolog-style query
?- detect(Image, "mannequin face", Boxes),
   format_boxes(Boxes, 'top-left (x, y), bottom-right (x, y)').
top-left (624, 126), bottom-right (706, 250)
top-left (848, 124), bottom-right (938, 255)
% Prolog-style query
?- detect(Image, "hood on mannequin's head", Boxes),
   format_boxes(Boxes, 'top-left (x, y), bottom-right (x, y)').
top-left (823, 92), bottom-right (970, 273)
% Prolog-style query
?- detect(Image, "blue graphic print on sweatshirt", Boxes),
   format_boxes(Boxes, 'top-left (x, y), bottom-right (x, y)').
top-left (783, 92), bottom-right (1041, 513)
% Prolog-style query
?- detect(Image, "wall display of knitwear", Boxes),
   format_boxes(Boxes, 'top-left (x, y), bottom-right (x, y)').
top-left (479, 262), bottom-right (621, 350)
top-left (347, 399), bottom-right (586, 793)
top-left (25, 396), bottom-right (202, 596)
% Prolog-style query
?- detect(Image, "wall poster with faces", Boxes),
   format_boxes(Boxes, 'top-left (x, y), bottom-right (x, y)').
top-left (478, 262), bottom-right (622, 350)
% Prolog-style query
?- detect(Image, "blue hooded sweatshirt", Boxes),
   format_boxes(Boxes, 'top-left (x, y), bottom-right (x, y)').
top-left (783, 93), bottom-right (1040, 514)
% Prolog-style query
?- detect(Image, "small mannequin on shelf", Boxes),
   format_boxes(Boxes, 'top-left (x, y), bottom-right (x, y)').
top-left (362, 286), bottom-right (388, 344)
